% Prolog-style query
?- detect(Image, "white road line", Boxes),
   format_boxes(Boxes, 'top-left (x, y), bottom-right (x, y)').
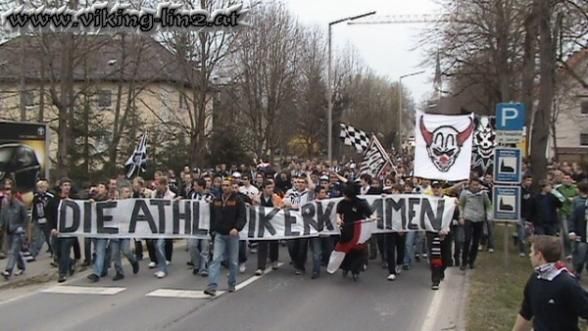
top-left (236, 262), bottom-right (284, 291)
top-left (41, 286), bottom-right (126, 295)
top-left (146, 289), bottom-right (226, 299)
top-left (420, 276), bottom-right (448, 331)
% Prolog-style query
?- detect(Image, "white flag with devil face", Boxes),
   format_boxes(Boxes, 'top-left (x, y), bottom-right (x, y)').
top-left (414, 111), bottom-right (474, 181)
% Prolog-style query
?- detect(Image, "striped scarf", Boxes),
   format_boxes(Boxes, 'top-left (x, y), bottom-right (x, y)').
top-left (430, 233), bottom-right (443, 268)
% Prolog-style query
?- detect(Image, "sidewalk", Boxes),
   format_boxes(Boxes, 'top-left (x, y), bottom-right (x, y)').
top-left (0, 252), bottom-right (70, 290)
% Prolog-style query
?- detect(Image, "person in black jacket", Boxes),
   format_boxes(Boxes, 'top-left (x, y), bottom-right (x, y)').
top-left (29, 179), bottom-right (56, 261)
top-left (204, 179), bottom-right (247, 296)
top-left (254, 180), bottom-right (281, 275)
top-left (568, 180), bottom-right (588, 278)
top-left (512, 235), bottom-right (588, 331)
top-left (529, 180), bottom-right (563, 236)
top-left (518, 175), bottom-right (535, 256)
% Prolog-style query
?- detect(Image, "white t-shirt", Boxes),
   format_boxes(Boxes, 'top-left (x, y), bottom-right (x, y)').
top-left (239, 184), bottom-right (259, 199)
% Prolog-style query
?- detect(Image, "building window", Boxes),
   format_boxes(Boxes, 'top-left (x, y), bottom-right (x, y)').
top-left (23, 90), bottom-right (34, 107)
top-left (581, 100), bottom-right (588, 115)
top-left (97, 90), bottom-right (112, 108)
top-left (581, 133), bottom-right (588, 146)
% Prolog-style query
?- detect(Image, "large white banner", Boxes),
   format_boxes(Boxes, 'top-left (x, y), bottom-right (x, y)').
top-left (57, 195), bottom-right (457, 239)
top-left (414, 111), bottom-right (475, 181)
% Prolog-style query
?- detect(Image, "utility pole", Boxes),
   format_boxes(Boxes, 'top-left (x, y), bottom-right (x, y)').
top-left (327, 10), bottom-right (376, 165)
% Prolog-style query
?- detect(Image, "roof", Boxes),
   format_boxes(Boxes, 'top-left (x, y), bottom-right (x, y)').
top-left (0, 33), bottom-right (201, 86)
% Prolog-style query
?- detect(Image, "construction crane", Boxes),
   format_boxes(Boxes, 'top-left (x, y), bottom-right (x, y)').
top-left (347, 14), bottom-right (453, 25)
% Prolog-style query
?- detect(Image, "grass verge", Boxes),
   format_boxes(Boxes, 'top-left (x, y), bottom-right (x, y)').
top-left (466, 224), bottom-right (533, 331)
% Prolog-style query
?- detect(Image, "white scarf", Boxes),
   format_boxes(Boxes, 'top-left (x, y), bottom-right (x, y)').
top-left (535, 263), bottom-right (568, 281)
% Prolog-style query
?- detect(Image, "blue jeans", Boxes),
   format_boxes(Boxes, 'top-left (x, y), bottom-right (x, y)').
top-left (517, 219), bottom-right (529, 254)
top-left (58, 237), bottom-right (76, 277)
top-left (155, 238), bottom-right (168, 273)
top-left (309, 237), bottom-right (322, 275)
top-left (5, 233), bottom-right (25, 273)
top-left (30, 222), bottom-right (52, 257)
top-left (93, 239), bottom-right (110, 276)
top-left (404, 231), bottom-right (424, 266)
top-left (189, 238), bottom-right (209, 273)
top-left (573, 242), bottom-right (588, 277)
top-left (208, 234), bottom-right (239, 289)
top-left (111, 239), bottom-right (137, 276)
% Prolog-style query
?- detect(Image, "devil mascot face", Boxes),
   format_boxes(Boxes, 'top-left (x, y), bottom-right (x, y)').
top-left (419, 115), bottom-right (475, 173)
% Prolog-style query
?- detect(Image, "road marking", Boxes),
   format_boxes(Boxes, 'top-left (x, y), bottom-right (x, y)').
top-left (146, 289), bottom-right (226, 299)
top-left (41, 286), bottom-right (126, 295)
top-left (235, 262), bottom-right (284, 291)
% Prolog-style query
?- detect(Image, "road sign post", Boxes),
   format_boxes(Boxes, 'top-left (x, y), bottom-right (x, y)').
top-left (494, 102), bottom-right (526, 268)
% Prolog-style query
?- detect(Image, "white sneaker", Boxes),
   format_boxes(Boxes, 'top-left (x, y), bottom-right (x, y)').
top-left (488, 249), bottom-right (495, 253)
top-left (166, 261), bottom-right (171, 265)
top-left (395, 266), bottom-right (402, 275)
top-left (387, 274), bottom-right (396, 281)
top-left (255, 269), bottom-right (263, 276)
top-left (239, 263), bottom-right (246, 273)
top-left (519, 252), bottom-right (526, 257)
top-left (148, 262), bottom-right (156, 269)
top-left (154, 271), bottom-right (166, 278)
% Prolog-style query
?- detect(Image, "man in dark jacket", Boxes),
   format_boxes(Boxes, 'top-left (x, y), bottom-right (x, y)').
top-left (518, 175), bottom-right (534, 256)
top-left (568, 180), bottom-right (588, 278)
top-left (529, 180), bottom-right (563, 236)
top-left (29, 179), bottom-right (57, 261)
top-left (1, 181), bottom-right (28, 279)
top-left (204, 179), bottom-right (247, 296)
top-left (512, 235), bottom-right (588, 331)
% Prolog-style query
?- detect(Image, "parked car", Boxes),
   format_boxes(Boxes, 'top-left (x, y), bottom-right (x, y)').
top-left (0, 143), bottom-right (41, 192)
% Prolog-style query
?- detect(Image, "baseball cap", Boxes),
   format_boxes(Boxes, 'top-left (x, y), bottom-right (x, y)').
top-left (232, 172), bottom-right (242, 178)
top-left (320, 175), bottom-right (329, 182)
top-left (431, 181), bottom-right (442, 188)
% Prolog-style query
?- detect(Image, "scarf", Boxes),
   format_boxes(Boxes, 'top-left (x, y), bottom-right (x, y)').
top-left (535, 262), bottom-right (570, 281)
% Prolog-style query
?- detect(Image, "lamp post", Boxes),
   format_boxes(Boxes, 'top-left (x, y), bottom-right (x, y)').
top-left (397, 70), bottom-right (425, 145)
top-left (327, 10), bottom-right (376, 165)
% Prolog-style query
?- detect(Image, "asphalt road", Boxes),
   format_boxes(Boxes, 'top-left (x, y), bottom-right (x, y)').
top-left (0, 245), bottom-right (462, 331)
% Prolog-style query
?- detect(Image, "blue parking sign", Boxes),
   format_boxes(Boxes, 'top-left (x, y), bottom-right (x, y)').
top-left (496, 103), bottom-right (526, 131)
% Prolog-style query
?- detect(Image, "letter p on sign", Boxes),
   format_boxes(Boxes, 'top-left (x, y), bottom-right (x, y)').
top-left (496, 103), bottom-right (526, 131)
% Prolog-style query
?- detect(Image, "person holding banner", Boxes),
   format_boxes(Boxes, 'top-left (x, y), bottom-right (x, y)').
top-left (51, 178), bottom-right (77, 283)
top-left (204, 179), bottom-right (247, 296)
top-left (384, 184), bottom-right (406, 281)
top-left (187, 179), bottom-right (214, 276)
top-left (109, 186), bottom-right (139, 281)
top-left (428, 181), bottom-right (452, 290)
top-left (284, 175), bottom-right (314, 275)
top-left (87, 182), bottom-right (113, 282)
top-left (254, 180), bottom-right (282, 276)
top-left (335, 184), bottom-right (372, 281)
top-left (151, 177), bottom-right (176, 279)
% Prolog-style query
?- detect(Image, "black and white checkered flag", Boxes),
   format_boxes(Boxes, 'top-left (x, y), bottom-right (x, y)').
top-left (125, 133), bottom-right (148, 179)
top-left (339, 123), bottom-right (370, 153)
top-left (359, 136), bottom-right (395, 177)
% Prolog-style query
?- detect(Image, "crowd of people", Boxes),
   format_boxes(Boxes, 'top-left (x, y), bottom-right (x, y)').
top-left (0, 157), bottom-right (587, 297)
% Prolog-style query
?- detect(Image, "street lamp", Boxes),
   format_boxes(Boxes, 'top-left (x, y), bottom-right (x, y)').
top-left (327, 10), bottom-right (376, 165)
top-left (397, 70), bottom-right (425, 143)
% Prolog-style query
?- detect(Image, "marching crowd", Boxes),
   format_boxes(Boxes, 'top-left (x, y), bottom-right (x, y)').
top-left (0, 158), bottom-right (588, 296)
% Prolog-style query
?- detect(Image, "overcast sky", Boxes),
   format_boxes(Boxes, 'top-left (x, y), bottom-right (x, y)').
top-left (278, 0), bottom-right (441, 105)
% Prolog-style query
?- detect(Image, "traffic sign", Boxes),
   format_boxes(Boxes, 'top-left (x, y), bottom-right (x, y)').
top-left (493, 186), bottom-right (521, 222)
top-left (496, 103), bottom-right (526, 131)
top-left (494, 148), bottom-right (522, 184)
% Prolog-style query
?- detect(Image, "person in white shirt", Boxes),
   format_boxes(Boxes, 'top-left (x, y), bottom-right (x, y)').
top-left (284, 175), bottom-right (314, 275)
top-left (151, 177), bottom-right (176, 278)
top-left (239, 175), bottom-right (259, 200)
